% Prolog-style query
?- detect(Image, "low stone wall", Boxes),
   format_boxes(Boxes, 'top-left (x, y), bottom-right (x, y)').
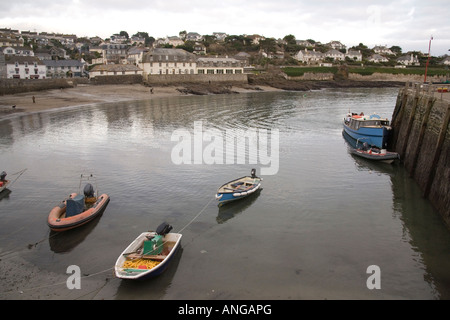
top-left (144, 73), bottom-right (248, 85)
top-left (287, 72), bottom-right (447, 82)
top-left (90, 74), bottom-right (143, 85)
top-left (349, 72), bottom-right (446, 82)
top-left (286, 73), bottom-right (334, 81)
top-left (391, 82), bottom-right (450, 226)
top-left (0, 78), bottom-right (89, 95)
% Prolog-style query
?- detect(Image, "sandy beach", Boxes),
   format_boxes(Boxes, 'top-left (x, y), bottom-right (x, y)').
top-left (0, 83), bottom-right (281, 120)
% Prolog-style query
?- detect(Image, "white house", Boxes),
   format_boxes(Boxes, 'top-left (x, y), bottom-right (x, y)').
top-left (373, 45), bottom-right (394, 55)
top-left (345, 49), bottom-right (362, 61)
top-left (294, 48), bottom-right (324, 64)
top-left (196, 57), bottom-right (244, 74)
top-left (0, 46), bottom-right (34, 56)
top-left (213, 32), bottom-right (227, 42)
top-left (43, 59), bottom-right (85, 78)
top-left (442, 56), bottom-right (450, 66)
top-left (325, 49), bottom-right (345, 61)
top-left (327, 40), bottom-right (346, 50)
top-left (141, 48), bottom-right (196, 76)
top-left (397, 54), bottom-right (420, 66)
top-left (192, 42), bottom-right (206, 55)
top-left (5, 56), bottom-right (46, 79)
top-left (130, 36), bottom-right (145, 46)
top-left (89, 64), bottom-right (143, 78)
top-left (185, 32), bottom-right (203, 42)
top-left (157, 36), bottom-right (184, 47)
top-left (110, 34), bottom-right (128, 44)
top-left (127, 47), bottom-right (149, 66)
top-left (369, 54), bottom-right (389, 63)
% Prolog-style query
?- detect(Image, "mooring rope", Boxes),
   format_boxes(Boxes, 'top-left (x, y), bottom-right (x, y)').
top-left (0, 196), bottom-right (215, 297)
top-left (176, 197), bottom-right (214, 234)
top-left (3, 168), bottom-right (27, 188)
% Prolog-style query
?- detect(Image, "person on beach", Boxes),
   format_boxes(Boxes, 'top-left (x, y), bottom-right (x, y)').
top-left (32, 96), bottom-right (35, 103)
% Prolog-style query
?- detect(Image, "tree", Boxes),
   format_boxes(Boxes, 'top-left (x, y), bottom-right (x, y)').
top-left (119, 31), bottom-right (129, 39)
top-left (283, 34), bottom-right (300, 54)
top-left (390, 45), bottom-right (402, 55)
top-left (351, 43), bottom-right (373, 59)
top-left (260, 38), bottom-right (277, 54)
top-left (133, 32), bottom-right (154, 47)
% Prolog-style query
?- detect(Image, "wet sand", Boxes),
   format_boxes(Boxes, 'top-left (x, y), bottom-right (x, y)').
top-left (0, 83), bottom-right (280, 120)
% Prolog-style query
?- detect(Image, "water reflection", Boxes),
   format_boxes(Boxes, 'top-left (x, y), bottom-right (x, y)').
top-left (390, 168), bottom-right (450, 299)
top-left (1, 88), bottom-right (449, 299)
top-left (0, 188), bottom-right (12, 201)
top-left (216, 189), bottom-right (262, 224)
top-left (48, 214), bottom-right (102, 253)
top-left (342, 130), bottom-right (398, 175)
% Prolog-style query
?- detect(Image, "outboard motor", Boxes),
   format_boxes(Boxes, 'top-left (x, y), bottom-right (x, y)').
top-left (156, 222), bottom-right (173, 236)
top-left (361, 142), bottom-right (369, 151)
top-left (83, 183), bottom-right (95, 198)
top-left (0, 171), bottom-right (6, 181)
top-left (251, 168), bottom-right (256, 178)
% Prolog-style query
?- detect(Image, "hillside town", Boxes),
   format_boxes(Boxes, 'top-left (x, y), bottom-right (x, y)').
top-left (1, 27), bottom-right (449, 80)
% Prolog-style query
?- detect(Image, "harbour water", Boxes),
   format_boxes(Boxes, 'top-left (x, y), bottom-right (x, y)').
top-left (0, 87), bottom-right (449, 300)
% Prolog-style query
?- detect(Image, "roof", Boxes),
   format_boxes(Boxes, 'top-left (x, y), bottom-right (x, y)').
top-left (4, 55), bottom-right (44, 65)
top-left (91, 64), bottom-right (142, 72)
top-left (43, 59), bottom-right (84, 67)
top-left (142, 48), bottom-right (196, 63)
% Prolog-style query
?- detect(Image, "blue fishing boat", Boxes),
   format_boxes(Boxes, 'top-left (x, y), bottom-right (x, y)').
top-left (343, 112), bottom-right (392, 149)
top-left (215, 169), bottom-right (262, 206)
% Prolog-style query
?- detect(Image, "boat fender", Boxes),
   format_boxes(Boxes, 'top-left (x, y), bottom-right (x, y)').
top-left (215, 194), bottom-right (223, 200)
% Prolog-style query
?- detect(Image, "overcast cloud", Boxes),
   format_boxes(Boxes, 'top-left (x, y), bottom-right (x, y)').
top-left (1, 0), bottom-right (448, 55)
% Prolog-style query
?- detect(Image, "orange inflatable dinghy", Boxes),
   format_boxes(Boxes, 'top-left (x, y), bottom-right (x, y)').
top-left (47, 175), bottom-right (110, 232)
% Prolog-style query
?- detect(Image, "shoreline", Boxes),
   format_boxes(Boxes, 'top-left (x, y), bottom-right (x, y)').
top-left (0, 80), bottom-right (403, 120)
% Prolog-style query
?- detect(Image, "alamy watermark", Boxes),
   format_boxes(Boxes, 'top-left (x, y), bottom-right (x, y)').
top-left (66, 265), bottom-right (81, 289)
top-left (366, 265), bottom-right (381, 290)
top-left (170, 121), bottom-right (279, 175)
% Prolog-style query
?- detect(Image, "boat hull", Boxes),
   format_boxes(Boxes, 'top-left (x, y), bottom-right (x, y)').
top-left (47, 193), bottom-right (110, 232)
top-left (350, 148), bottom-right (399, 163)
top-left (115, 232), bottom-right (182, 280)
top-left (0, 180), bottom-right (10, 193)
top-left (343, 124), bottom-right (390, 149)
top-left (215, 176), bottom-right (262, 206)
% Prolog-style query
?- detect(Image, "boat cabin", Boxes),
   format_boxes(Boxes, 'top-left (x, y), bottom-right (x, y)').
top-left (344, 113), bottom-right (390, 130)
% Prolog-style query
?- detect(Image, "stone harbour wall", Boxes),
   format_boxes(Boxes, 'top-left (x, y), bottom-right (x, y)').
top-left (390, 82), bottom-right (450, 226)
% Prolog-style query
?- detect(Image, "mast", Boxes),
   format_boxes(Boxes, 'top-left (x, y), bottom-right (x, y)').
top-left (424, 36), bottom-right (433, 83)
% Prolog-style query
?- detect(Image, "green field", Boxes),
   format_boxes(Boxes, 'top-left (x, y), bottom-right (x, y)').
top-left (282, 66), bottom-right (449, 77)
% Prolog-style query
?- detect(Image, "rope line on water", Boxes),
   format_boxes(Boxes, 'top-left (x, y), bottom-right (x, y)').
top-left (0, 196), bottom-right (215, 297)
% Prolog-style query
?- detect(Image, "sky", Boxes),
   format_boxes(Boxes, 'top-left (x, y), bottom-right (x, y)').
top-left (1, 0), bottom-right (449, 56)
